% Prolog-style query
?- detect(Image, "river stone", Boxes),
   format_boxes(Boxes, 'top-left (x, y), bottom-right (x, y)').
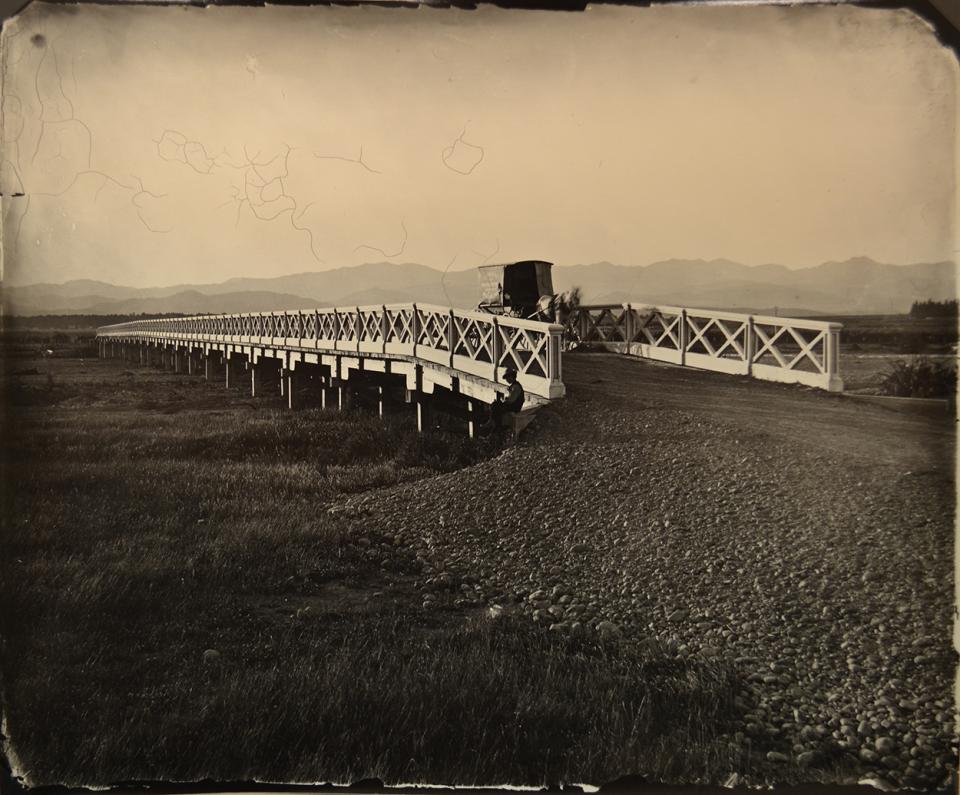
top-left (797, 751), bottom-right (819, 767)
top-left (875, 737), bottom-right (897, 755)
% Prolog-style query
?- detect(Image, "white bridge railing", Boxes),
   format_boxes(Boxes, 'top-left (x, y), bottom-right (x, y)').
top-left (97, 304), bottom-right (566, 400)
top-left (566, 303), bottom-right (843, 392)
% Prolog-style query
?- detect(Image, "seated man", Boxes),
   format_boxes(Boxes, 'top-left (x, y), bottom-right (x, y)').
top-left (485, 367), bottom-right (524, 432)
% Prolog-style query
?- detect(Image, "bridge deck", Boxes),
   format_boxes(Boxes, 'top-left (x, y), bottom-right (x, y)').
top-left (557, 352), bottom-right (952, 472)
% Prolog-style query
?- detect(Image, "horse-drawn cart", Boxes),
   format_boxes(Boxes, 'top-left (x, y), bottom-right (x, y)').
top-left (477, 260), bottom-right (555, 318)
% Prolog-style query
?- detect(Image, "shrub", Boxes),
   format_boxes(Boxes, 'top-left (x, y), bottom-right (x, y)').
top-left (878, 357), bottom-right (957, 399)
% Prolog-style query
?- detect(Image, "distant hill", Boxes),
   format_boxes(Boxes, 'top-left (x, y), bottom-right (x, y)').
top-left (552, 257), bottom-right (956, 314)
top-left (4, 257), bottom-right (955, 316)
top-left (7, 290), bottom-right (333, 316)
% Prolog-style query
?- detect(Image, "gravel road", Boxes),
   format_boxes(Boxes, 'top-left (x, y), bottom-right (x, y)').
top-left (340, 353), bottom-right (957, 788)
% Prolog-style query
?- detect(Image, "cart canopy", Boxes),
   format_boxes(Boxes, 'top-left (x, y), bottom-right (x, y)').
top-left (477, 261), bottom-right (554, 311)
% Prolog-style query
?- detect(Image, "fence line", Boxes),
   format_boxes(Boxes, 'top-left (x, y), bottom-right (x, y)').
top-left (565, 303), bottom-right (843, 392)
top-left (97, 303), bottom-right (567, 401)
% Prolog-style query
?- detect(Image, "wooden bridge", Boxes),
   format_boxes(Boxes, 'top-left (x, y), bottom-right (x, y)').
top-left (96, 301), bottom-right (842, 433)
top-left (96, 304), bottom-right (565, 435)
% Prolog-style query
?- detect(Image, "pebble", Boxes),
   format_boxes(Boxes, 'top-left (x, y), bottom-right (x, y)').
top-left (332, 385), bottom-right (955, 787)
top-left (201, 648), bottom-right (221, 666)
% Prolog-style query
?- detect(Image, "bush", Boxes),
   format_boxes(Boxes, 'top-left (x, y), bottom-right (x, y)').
top-left (878, 357), bottom-right (957, 399)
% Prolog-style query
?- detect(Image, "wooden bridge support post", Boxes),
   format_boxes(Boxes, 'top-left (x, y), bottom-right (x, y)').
top-left (466, 398), bottom-right (477, 439)
top-left (225, 355), bottom-right (233, 389)
top-left (376, 385), bottom-right (385, 419)
top-left (337, 381), bottom-right (353, 411)
top-left (187, 350), bottom-right (195, 376)
top-left (204, 354), bottom-right (210, 381)
top-left (414, 366), bottom-right (430, 433)
top-left (286, 369), bottom-right (296, 410)
top-left (174, 349), bottom-right (182, 374)
top-left (250, 363), bottom-right (258, 398)
top-left (416, 393), bottom-right (431, 433)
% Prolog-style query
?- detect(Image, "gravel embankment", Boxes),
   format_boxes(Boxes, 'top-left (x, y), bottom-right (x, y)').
top-left (337, 357), bottom-right (957, 788)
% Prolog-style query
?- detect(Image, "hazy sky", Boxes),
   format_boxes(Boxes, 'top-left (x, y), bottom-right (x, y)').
top-left (1, 2), bottom-right (957, 287)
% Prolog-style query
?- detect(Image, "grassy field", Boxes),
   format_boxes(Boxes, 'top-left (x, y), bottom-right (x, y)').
top-left (0, 335), bottom-right (751, 788)
top-left (807, 314), bottom-right (958, 395)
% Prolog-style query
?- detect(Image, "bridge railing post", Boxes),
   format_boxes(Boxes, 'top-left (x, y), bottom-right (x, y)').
top-left (679, 309), bottom-right (688, 366)
top-left (448, 309), bottom-right (456, 367)
top-left (411, 304), bottom-right (419, 358)
top-left (825, 324), bottom-right (843, 392)
top-left (381, 306), bottom-right (388, 354)
top-left (548, 327), bottom-right (563, 383)
top-left (745, 316), bottom-right (755, 376)
top-left (492, 316), bottom-right (502, 383)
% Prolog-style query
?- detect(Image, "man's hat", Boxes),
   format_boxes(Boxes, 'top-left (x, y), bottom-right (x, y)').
top-left (503, 367), bottom-right (518, 379)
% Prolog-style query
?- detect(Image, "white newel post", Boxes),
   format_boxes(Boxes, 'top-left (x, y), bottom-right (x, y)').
top-left (492, 316), bottom-right (502, 382)
top-left (623, 304), bottom-right (635, 354)
top-left (679, 309), bottom-right (688, 366)
top-left (825, 325), bottom-right (844, 392)
top-left (548, 328), bottom-right (563, 384)
top-left (448, 309), bottom-right (456, 367)
top-left (411, 304), bottom-right (419, 359)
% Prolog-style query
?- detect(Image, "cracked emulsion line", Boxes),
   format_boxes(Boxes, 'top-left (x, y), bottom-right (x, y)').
top-left (227, 142), bottom-right (323, 262)
top-left (1, 25), bottom-right (29, 197)
top-left (441, 123), bottom-right (485, 176)
top-left (6, 29), bottom-right (170, 243)
top-left (472, 238), bottom-right (500, 267)
top-left (354, 219), bottom-right (408, 259)
top-left (440, 252), bottom-right (459, 307)
top-left (156, 130), bottom-right (391, 264)
top-left (154, 129), bottom-right (217, 175)
top-left (156, 132), bottom-right (325, 260)
top-left (313, 145), bottom-right (382, 175)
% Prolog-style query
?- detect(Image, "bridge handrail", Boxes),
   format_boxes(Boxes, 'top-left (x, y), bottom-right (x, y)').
top-left (96, 303), bottom-right (566, 400)
top-left (566, 302), bottom-right (843, 392)
top-left (96, 304), bottom-right (566, 335)
top-left (579, 303), bottom-right (842, 332)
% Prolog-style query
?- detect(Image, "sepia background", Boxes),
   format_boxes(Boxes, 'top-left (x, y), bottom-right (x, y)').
top-left (1, 1), bottom-right (957, 289)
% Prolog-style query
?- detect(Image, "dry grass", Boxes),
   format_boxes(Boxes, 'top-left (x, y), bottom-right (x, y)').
top-left (1, 337), bottom-right (750, 788)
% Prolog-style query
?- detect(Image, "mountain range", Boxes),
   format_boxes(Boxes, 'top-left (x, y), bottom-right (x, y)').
top-left (4, 257), bottom-right (955, 317)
